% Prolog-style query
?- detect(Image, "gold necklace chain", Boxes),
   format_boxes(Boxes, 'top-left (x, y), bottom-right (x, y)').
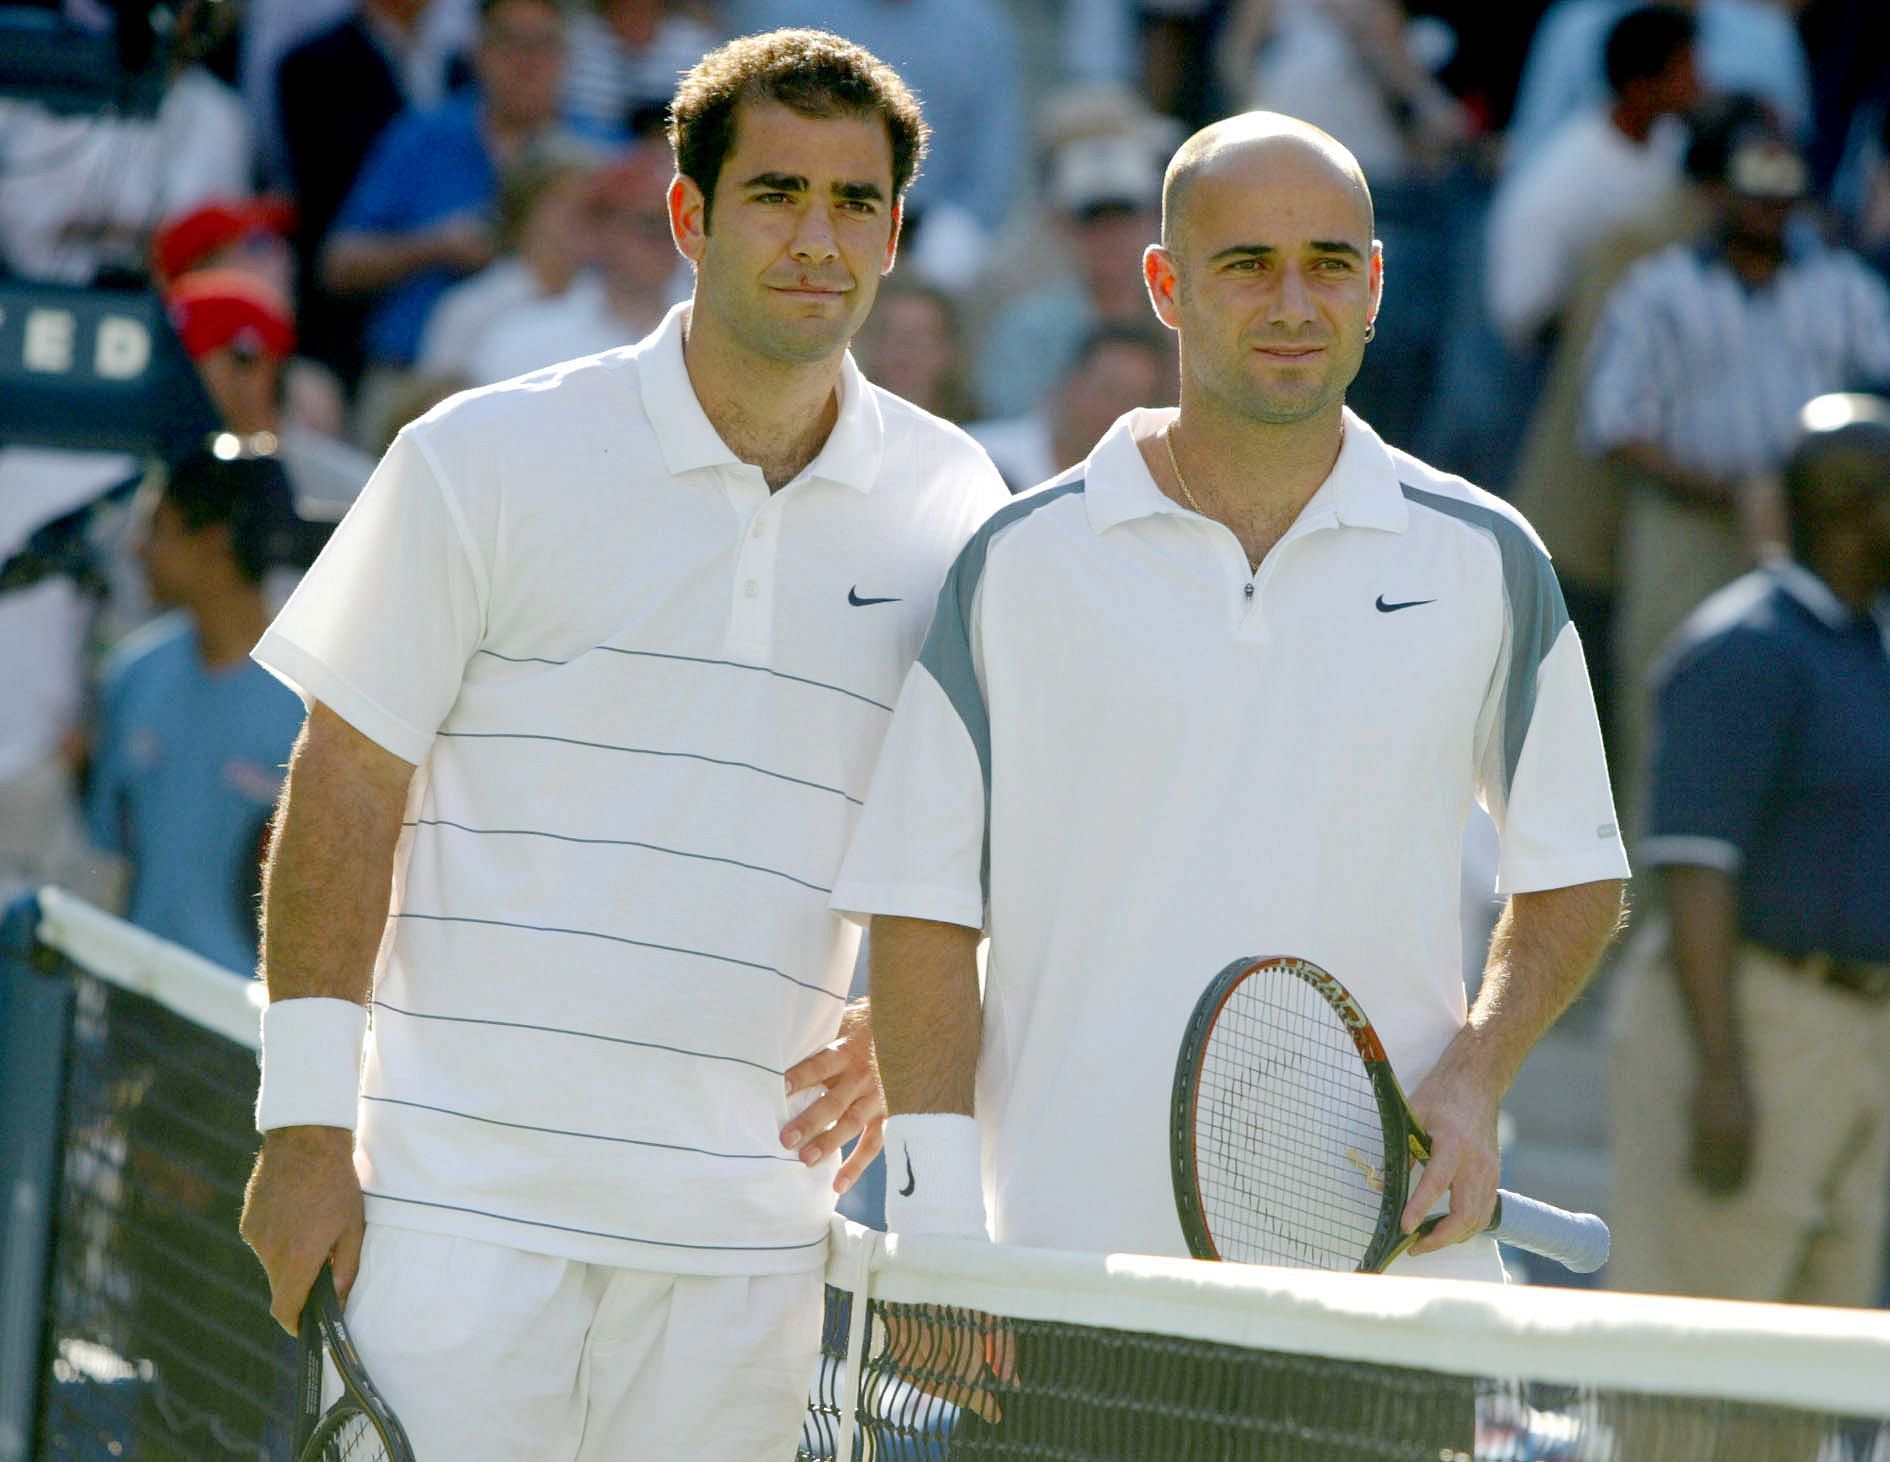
top-left (1163, 421), bottom-right (1208, 516)
top-left (1165, 419), bottom-right (1264, 574)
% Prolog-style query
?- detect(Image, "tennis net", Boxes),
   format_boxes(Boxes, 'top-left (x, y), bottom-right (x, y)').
top-left (6, 889), bottom-right (1890, 1462)
top-left (2, 888), bottom-right (291, 1461)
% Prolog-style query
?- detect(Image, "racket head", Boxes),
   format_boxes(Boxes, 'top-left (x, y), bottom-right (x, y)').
top-left (1170, 955), bottom-right (1418, 1272)
top-left (295, 1264), bottom-right (416, 1462)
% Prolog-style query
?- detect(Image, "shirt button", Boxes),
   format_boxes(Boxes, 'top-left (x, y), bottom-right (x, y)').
top-left (1243, 583), bottom-right (1255, 598)
top-left (744, 579), bottom-right (760, 598)
top-left (751, 520), bottom-right (766, 538)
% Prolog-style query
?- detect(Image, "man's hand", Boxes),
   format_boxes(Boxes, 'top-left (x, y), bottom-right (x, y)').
top-left (1689, 1063), bottom-right (1755, 1195)
top-left (240, 1125), bottom-right (365, 1334)
top-left (1400, 1054), bottom-right (1502, 1255)
top-left (882, 1304), bottom-right (1016, 1424)
top-left (782, 999), bottom-right (886, 1194)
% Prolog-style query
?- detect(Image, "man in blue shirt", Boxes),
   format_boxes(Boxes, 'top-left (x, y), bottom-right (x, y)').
top-left (1609, 393), bottom-right (1890, 1307)
top-left (88, 449), bottom-right (308, 975)
top-left (1506, 0), bottom-right (1812, 170)
top-left (322, 0), bottom-right (577, 377)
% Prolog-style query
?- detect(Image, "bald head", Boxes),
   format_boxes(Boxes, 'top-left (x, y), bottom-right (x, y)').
top-left (1784, 393), bottom-right (1890, 561)
top-left (1160, 112), bottom-right (1374, 253)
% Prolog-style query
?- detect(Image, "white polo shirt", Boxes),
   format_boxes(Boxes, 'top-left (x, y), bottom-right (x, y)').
top-left (832, 407), bottom-right (1627, 1270)
top-left (254, 302), bottom-right (1006, 1275)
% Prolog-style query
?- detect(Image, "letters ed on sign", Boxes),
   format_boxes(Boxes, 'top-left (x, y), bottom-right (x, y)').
top-left (17, 306), bottom-right (152, 380)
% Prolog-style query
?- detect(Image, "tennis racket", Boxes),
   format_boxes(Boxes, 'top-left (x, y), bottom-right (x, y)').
top-left (293, 1263), bottom-right (415, 1462)
top-left (1170, 955), bottom-right (1610, 1274)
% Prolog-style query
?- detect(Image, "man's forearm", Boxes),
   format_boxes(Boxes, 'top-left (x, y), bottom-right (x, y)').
top-left (1453, 878), bottom-right (1626, 1093)
top-left (260, 707), bottom-right (414, 1003)
top-left (320, 232), bottom-right (444, 297)
top-left (1662, 864), bottom-right (1742, 1072)
top-left (869, 915), bottom-right (982, 1115)
top-left (1610, 442), bottom-right (1736, 511)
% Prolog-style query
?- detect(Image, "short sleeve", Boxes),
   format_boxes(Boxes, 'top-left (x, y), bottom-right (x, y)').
top-left (1487, 620), bottom-right (1630, 894)
top-left (252, 429), bottom-right (487, 764)
top-left (830, 564), bottom-right (992, 932)
top-left (1641, 631), bottom-right (1795, 870)
top-left (332, 114), bottom-right (422, 234)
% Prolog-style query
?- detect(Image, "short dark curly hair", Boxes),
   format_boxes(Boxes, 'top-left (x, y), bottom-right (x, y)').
top-left (667, 28), bottom-right (928, 230)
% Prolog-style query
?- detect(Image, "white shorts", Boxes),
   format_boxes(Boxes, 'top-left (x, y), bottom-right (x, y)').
top-left (335, 1223), bottom-right (824, 1460)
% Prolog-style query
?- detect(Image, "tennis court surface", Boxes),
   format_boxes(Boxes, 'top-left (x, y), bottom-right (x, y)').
top-left (5, 888), bottom-right (1888, 1460)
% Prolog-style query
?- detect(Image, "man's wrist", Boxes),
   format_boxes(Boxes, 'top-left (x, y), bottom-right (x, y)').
top-left (882, 1112), bottom-right (988, 1240)
top-left (256, 997), bottom-right (368, 1133)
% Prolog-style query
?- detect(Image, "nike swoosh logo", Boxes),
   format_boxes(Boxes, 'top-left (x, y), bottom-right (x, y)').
top-left (1375, 595), bottom-right (1437, 613)
top-left (848, 587), bottom-right (901, 607)
top-left (898, 1147), bottom-right (916, 1197)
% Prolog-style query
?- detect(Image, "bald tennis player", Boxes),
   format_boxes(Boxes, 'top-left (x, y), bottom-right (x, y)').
top-left (830, 112), bottom-right (1629, 1452)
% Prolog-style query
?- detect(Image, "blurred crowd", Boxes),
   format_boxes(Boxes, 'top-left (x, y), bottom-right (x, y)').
top-left (2, 0), bottom-right (1889, 1303)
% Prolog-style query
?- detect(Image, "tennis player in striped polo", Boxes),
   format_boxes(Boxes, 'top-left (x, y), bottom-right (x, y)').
top-left (239, 30), bottom-right (1005, 1458)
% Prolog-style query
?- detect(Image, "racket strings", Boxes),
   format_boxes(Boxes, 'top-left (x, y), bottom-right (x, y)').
top-left (1195, 962), bottom-right (1390, 1269)
top-left (312, 1407), bottom-right (395, 1461)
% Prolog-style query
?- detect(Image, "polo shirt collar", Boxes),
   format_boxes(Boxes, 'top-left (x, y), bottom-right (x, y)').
top-left (634, 301), bottom-right (885, 493)
top-left (1082, 405), bottom-right (1409, 536)
top-left (1769, 557), bottom-right (1852, 630)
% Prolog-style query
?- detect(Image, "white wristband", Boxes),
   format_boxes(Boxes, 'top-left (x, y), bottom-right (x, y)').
top-left (883, 1113), bottom-right (989, 1241)
top-left (256, 997), bottom-right (369, 1133)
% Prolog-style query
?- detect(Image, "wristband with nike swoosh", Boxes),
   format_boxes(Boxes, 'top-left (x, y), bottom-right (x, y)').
top-left (882, 1113), bottom-right (988, 1240)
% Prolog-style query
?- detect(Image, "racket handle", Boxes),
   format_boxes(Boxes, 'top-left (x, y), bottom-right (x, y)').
top-left (1489, 1190), bottom-right (1611, 1273)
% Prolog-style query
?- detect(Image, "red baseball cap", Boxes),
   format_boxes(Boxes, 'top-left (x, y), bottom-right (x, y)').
top-left (167, 269), bottom-right (297, 361)
top-left (151, 196), bottom-right (297, 285)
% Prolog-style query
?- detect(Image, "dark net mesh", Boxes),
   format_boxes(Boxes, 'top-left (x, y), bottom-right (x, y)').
top-left (797, 1287), bottom-right (1889, 1462)
top-left (34, 967), bottom-right (297, 1460)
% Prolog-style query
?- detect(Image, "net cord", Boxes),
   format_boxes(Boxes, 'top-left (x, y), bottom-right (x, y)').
top-left (35, 885), bottom-right (263, 1048)
top-left (824, 1218), bottom-right (1890, 1416)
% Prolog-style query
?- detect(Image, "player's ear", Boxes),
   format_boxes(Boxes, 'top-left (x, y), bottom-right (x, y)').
top-left (881, 199), bottom-right (903, 276)
top-left (1144, 244), bottom-right (1181, 330)
top-left (670, 173), bottom-right (707, 262)
top-left (1368, 239), bottom-right (1384, 320)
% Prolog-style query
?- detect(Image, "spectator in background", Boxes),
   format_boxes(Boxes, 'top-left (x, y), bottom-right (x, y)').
top-left (0, 449), bottom-right (132, 911)
top-left (87, 450), bottom-right (307, 975)
top-left (275, 0), bottom-right (470, 387)
top-left (565, 0), bottom-right (726, 138)
top-left (0, 0), bottom-right (249, 286)
top-left (322, 0), bottom-right (579, 432)
top-left (167, 272), bottom-right (377, 521)
top-left (1485, 4), bottom-right (1699, 352)
top-left (465, 143), bottom-right (684, 383)
top-left (975, 127), bottom-right (1170, 417)
top-left (728, 0), bottom-right (1024, 290)
top-left (971, 323), bottom-right (1174, 492)
top-left (251, 0), bottom-right (473, 186)
top-left (1218, 0), bottom-right (1475, 183)
top-left (1579, 113), bottom-right (1890, 818)
top-left (1504, 94), bottom-right (1763, 762)
top-left (417, 143), bottom-right (605, 380)
top-left (1609, 394), bottom-right (1890, 1314)
top-left (1506, 0), bottom-right (1812, 170)
top-left (849, 279), bottom-right (977, 425)
top-left (151, 197), bottom-right (360, 446)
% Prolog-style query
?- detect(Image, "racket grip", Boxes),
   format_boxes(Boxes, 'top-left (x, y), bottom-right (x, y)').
top-left (1489, 1190), bottom-right (1611, 1273)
